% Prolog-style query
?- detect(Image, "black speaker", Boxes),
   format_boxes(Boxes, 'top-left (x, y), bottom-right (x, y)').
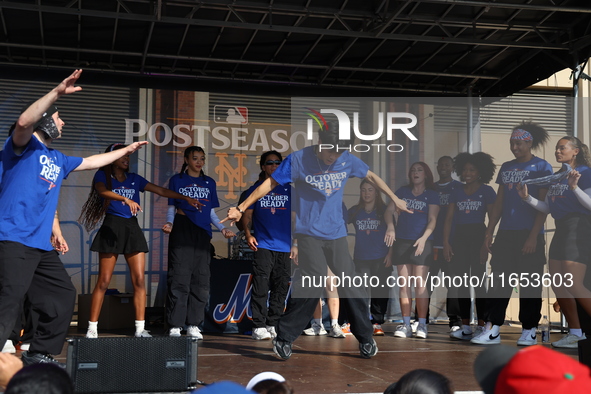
top-left (66, 337), bottom-right (198, 393)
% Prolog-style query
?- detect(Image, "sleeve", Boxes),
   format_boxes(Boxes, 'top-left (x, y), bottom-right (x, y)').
top-left (486, 185), bottom-right (497, 204)
top-left (540, 160), bottom-right (553, 177)
top-left (578, 168), bottom-right (591, 190)
top-left (93, 170), bottom-right (107, 186)
top-left (136, 174), bottom-right (150, 192)
top-left (271, 154), bottom-right (292, 186)
top-left (349, 154), bottom-right (370, 178)
top-left (166, 205), bottom-right (175, 224)
top-left (210, 178), bottom-right (220, 209)
top-left (210, 209), bottom-right (225, 231)
top-left (62, 154), bottom-right (84, 179)
top-left (495, 163), bottom-right (504, 185)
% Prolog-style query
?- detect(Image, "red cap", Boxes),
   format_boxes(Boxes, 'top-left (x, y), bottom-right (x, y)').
top-left (495, 345), bottom-right (591, 394)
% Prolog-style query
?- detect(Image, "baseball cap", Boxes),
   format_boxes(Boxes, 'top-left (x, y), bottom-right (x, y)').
top-left (474, 345), bottom-right (519, 394)
top-left (245, 372), bottom-right (285, 390)
top-left (494, 345), bottom-right (591, 393)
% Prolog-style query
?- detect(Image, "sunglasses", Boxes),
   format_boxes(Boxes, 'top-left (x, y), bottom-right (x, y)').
top-left (264, 160), bottom-right (282, 165)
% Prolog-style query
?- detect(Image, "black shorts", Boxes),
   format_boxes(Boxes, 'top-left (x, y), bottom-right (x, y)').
top-left (549, 213), bottom-right (591, 264)
top-left (90, 214), bottom-right (149, 254)
top-left (393, 239), bottom-right (433, 266)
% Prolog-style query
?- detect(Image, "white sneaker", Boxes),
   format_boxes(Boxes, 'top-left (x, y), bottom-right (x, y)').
top-left (411, 321), bottom-right (419, 333)
top-left (552, 333), bottom-right (586, 349)
top-left (394, 324), bottom-right (412, 338)
top-left (470, 328), bottom-right (501, 345)
top-left (169, 327), bottom-right (182, 337)
top-left (415, 323), bottom-right (428, 339)
top-left (252, 327), bottom-right (272, 340)
top-left (2, 340), bottom-right (15, 353)
top-left (266, 326), bottom-right (277, 339)
top-left (472, 326), bottom-right (485, 339)
top-left (85, 327), bottom-right (98, 339)
top-left (449, 325), bottom-right (461, 333)
top-left (20, 343), bottom-right (30, 351)
top-left (303, 323), bottom-right (327, 336)
top-left (516, 328), bottom-right (537, 346)
top-left (134, 330), bottom-right (152, 338)
top-left (450, 328), bottom-right (473, 340)
top-left (328, 324), bottom-right (346, 338)
top-left (187, 325), bottom-right (203, 339)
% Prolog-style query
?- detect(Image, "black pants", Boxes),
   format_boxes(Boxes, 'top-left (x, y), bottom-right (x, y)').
top-left (446, 223), bottom-right (488, 322)
top-left (354, 258), bottom-right (391, 325)
top-left (277, 236), bottom-right (372, 344)
top-left (251, 248), bottom-right (291, 328)
top-left (431, 248), bottom-right (462, 327)
top-left (485, 230), bottom-right (545, 329)
top-left (0, 241), bottom-right (76, 355)
top-left (166, 214), bottom-right (211, 328)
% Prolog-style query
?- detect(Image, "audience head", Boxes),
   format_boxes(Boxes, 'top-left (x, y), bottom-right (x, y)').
top-left (246, 372), bottom-right (286, 391)
top-left (384, 369), bottom-right (453, 394)
top-left (5, 363), bottom-right (73, 394)
top-left (474, 345), bottom-right (519, 394)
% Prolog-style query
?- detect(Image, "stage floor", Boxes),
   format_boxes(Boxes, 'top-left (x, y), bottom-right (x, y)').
top-left (46, 322), bottom-right (578, 393)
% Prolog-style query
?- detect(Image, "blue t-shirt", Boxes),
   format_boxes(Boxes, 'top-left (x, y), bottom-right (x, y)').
top-left (245, 181), bottom-right (292, 253)
top-left (272, 146), bottom-right (369, 240)
top-left (0, 136), bottom-right (82, 251)
top-left (433, 180), bottom-right (463, 247)
top-left (395, 186), bottom-right (440, 241)
top-left (547, 166), bottom-right (591, 220)
top-left (348, 206), bottom-right (391, 260)
top-left (168, 173), bottom-right (220, 237)
top-left (94, 171), bottom-right (150, 218)
top-left (450, 184), bottom-right (496, 225)
top-left (496, 156), bottom-right (553, 230)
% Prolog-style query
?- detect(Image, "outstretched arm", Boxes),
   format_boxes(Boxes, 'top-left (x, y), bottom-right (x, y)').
top-left (75, 141), bottom-right (148, 171)
top-left (144, 183), bottom-right (202, 208)
top-left (12, 69), bottom-right (83, 148)
top-left (221, 176), bottom-right (278, 225)
top-left (365, 170), bottom-right (411, 214)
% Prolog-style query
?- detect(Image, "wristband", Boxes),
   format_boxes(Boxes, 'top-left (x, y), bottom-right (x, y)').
top-left (292, 243), bottom-right (298, 247)
top-left (236, 206), bottom-right (244, 214)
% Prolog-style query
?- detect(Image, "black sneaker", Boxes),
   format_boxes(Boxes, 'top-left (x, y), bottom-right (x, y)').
top-left (359, 338), bottom-right (378, 359)
top-left (21, 351), bottom-right (66, 369)
top-left (272, 338), bottom-right (292, 360)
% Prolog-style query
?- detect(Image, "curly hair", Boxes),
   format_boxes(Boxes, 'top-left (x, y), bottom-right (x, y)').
top-left (453, 152), bottom-right (496, 184)
top-left (558, 136), bottom-right (591, 168)
top-left (78, 144), bottom-right (126, 232)
top-left (512, 121), bottom-right (549, 150)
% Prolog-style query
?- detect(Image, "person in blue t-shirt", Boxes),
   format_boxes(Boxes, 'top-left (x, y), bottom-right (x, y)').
top-left (162, 146), bottom-right (234, 340)
top-left (519, 136), bottom-right (591, 349)
top-left (241, 150), bottom-right (292, 341)
top-left (477, 122), bottom-right (552, 346)
top-left (432, 156), bottom-right (463, 332)
top-left (442, 152), bottom-right (496, 342)
top-left (348, 178), bottom-right (395, 336)
top-left (78, 143), bottom-right (201, 339)
top-left (222, 126), bottom-right (410, 360)
top-left (0, 69), bottom-right (148, 368)
top-left (393, 162), bottom-right (440, 340)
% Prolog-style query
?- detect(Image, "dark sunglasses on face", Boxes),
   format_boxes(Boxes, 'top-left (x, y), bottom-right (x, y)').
top-left (265, 160), bottom-right (282, 165)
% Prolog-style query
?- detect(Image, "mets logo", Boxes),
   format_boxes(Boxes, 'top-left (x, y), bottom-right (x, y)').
top-left (215, 152), bottom-right (248, 200)
top-left (213, 273), bottom-right (253, 324)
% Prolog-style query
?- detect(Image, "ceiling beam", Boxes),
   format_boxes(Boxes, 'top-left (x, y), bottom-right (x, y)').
top-left (0, 2), bottom-right (571, 50)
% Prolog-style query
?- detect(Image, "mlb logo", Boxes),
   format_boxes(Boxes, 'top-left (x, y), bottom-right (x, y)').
top-left (214, 105), bottom-right (248, 125)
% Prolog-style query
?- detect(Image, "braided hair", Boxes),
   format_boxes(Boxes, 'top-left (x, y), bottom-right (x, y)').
top-left (78, 144), bottom-right (126, 232)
